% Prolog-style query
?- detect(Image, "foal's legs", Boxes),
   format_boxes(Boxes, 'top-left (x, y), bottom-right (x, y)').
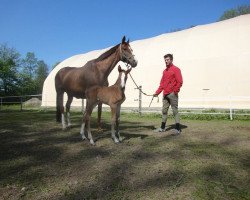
top-left (80, 100), bottom-right (96, 145)
top-left (111, 106), bottom-right (119, 143)
top-left (97, 102), bottom-right (102, 131)
top-left (80, 113), bottom-right (87, 140)
top-left (80, 100), bottom-right (89, 140)
top-left (116, 104), bottom-right (122, 141)
top-left (66, 95), bottom-right (73, 127)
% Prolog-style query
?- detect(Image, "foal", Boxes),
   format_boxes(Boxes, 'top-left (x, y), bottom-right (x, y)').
top-left (80, 66), bottom-right (132, 145)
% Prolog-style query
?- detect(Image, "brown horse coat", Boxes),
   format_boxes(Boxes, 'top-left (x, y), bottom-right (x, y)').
top-left (55, 36), bottom-right (137, 129)
top-left (81, 66), bottom-right (131, 144)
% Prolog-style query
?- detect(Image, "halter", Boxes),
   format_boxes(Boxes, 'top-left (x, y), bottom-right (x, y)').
top-left (119, 44), bottom-right (135, 64)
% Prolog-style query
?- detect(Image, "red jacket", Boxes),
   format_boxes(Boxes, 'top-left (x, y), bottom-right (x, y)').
top-left (155, 64), bottom-right (183, 95)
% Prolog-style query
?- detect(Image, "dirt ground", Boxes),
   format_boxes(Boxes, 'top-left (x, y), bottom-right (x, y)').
top-left (0, 110), bottom-right (249, 200)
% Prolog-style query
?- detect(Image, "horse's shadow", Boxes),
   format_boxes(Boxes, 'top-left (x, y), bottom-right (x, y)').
top-left (65, 123), bottom-right (188, 143)
top-left (92, 129), bottom-right (149, 143)
top-left (122, 132), bottom-right (148, 141)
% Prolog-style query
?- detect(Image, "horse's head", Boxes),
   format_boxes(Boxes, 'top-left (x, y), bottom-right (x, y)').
top-left (118, 65), bottom-right (132, 89)
top-left (120, 36), bottom-right (138, 68)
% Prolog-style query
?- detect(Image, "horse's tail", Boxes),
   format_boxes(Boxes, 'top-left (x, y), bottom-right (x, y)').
top-left (56, 91), bottom-right (62, 122)
top-left (55, 72), bottom-right (63, 123)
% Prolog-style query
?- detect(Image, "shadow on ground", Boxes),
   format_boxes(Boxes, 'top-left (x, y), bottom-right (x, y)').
top-left (0, 110), bottom-right (249, 199)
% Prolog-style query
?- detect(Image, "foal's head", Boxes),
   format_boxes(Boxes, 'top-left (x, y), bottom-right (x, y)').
top-left (118, 65), bottom-right (132, 89)
top-left (120, 36), bottom-right (138, 68)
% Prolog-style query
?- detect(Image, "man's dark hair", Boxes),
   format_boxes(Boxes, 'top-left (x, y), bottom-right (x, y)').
top-left (164, 54), bottom-right (173, 60)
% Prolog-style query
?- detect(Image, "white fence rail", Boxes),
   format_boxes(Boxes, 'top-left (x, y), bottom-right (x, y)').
top-left (1, 94), bottom-right (250, 120)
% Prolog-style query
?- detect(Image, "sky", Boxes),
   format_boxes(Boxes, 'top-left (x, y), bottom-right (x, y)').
top-left (1, 0), bottom-right (250, 71)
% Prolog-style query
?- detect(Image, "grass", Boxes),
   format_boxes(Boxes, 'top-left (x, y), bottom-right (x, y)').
top-left (0, 110), bottom-right (250, 199)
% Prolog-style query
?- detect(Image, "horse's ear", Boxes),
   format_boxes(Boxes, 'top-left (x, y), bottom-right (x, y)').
top-left (118, 65), bottom-right (122, 72)
top-left (127, 38), bottom-right (130, 43)
top-left (122, 36), bottom-right (126, 44)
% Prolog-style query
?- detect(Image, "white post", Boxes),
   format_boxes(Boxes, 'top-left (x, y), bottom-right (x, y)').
top-left (229, 95), bottom-right (233, 120)
top-left (82, 99), bottom-right (85, 114)
top-left (139, 86), bottom-right (142, 116)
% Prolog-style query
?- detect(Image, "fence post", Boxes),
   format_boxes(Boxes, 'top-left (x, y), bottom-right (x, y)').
top-left (230, 108), bottom-right (233, 120)
top-left (229, 95), bottom-right (233, 120)
top-left (138, 86), bottom-right (142, 116)
top-left (82, 99), bottom-right (85, 114)
top-left (20, 97), bottom-right (23, 111)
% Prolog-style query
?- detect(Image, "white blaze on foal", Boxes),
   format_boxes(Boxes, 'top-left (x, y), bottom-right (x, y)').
top-left (120, 72), bottom-right (126, 88)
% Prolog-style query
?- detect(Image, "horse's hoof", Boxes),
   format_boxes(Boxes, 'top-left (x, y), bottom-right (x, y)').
top-left (113, 138), bottom-right (120, 143)
top-left (80, 133), bottom-right (87, 140)
top-left (90, 140), bottom-right (96, 145)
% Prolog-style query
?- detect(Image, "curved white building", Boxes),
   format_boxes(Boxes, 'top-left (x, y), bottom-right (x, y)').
top-left (42, 15), bottom-right (250, 109)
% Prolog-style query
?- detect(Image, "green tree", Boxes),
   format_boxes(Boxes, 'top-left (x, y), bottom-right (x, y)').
top-left (19, 52), bottom-right (43, 95)
top-left (0, 44), bottom-right (20, 96)
top-left (219, 5), bottom-right (250, 21)
top-left (22, 52), bottom-right (38, 78)
top-left (0, 44), bottom-right (50, 96)
top-left (17, 73), bottom-right (37, 95)
top-left (35, 60), bottom-right (49, 94)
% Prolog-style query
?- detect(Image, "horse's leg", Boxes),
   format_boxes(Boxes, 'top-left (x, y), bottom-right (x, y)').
top-left (97, 102), bottom-right (103, 131)
top-left (86, 101), bottom-right (96, 145)
top-left (58, 92), bottom-right (66, 130)
top-left (116, 104), bottom-right (122, 142)
top-left (56, 91), bottom-right (63, 122)
top-left (80, 100), bottom-right (96, 145)
top-left (66, 95), bottom-right (73, 127)
top-left (80, 100), bottom-right (89, 140)
top-left (111, 106), bottom-right (119, 143)
top-left (86, 113), bottom-right (95, 145)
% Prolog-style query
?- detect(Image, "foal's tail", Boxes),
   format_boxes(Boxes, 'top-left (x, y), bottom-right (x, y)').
top-left (56, 91), bottom-right (62, 122)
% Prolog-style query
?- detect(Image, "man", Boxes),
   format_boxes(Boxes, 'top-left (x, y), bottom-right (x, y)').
top-left (153, 54), bottom-right (183, 134)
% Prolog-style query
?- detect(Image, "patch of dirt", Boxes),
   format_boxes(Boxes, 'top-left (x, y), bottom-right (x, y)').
top-left (0, 185), bottom-right (25, 200)
top-left (23, 98), bottom-right (41, 107)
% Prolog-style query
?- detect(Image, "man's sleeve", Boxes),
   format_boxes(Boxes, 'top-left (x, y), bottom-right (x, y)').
top-left (174, 68), bottom-right (183, 94)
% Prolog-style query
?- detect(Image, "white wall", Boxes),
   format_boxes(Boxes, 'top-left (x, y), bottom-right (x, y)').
top-left (42, 15), bottom-right (250, 109)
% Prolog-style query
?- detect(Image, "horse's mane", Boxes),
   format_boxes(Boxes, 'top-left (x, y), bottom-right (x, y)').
top-left (95, 44), bottom-right (120, 62)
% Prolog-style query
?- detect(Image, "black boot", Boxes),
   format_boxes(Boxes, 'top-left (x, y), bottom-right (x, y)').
top-left (175, 123), bottom-right (181, 135)
top-left (154, 122), bottom-right (166, 132)
top-left (161, 122), bottom-right (166, 130)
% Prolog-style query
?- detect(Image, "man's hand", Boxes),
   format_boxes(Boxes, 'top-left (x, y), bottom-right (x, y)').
top-left (153, 94), bottom-right (158, 97)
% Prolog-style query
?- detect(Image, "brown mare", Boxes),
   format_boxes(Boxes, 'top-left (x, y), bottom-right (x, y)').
top-left (81, 65), bottom-right (132, 145)
top-left (55, 36), bottom-right (137, 129)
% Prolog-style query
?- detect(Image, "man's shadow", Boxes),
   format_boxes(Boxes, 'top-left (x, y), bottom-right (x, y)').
top-left (164, 123), bottom-right (188, 136)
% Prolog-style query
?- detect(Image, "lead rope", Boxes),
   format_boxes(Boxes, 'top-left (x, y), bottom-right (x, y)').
top-left (125, 63), bottom-right (159, 107)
